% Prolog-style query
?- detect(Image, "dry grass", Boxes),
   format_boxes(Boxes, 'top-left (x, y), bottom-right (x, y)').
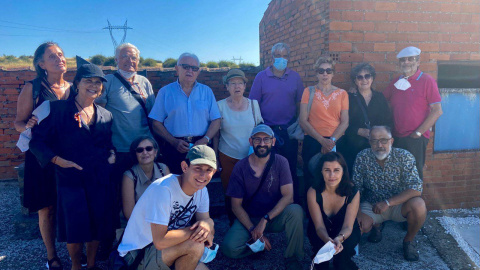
top-left (0, 57), bottom-right (77, 69)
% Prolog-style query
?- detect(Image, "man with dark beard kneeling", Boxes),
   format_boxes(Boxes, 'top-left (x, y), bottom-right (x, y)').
top-left (221, 124), bottom-right (304, 270)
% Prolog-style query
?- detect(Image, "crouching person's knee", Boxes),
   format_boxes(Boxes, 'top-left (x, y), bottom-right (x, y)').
top-left (186, 239), bottom-right (205, 260)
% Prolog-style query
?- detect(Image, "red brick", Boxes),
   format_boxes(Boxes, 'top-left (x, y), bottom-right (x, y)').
top-left (353, 43), bottom-right (375, 52)
top-left (341, 32), bottom-right (364, 42)
top-left (330, 1), bottom-right (352, 10)
top-left (374, 43), bottom-right (396, 52)
top-left (451, 33), bottom-right (472, 43)
top-left (375, 22), bottom-right (397, 32)
top-left (471, 54), bottom-right (480, 60)
top-left (428, 33), bottom-right (451, 42)
top-left (352, 22), bottom-right (375, 31)
top-left (339, 53), bottom-right (364, 62)
top-left (330, 42), bottom-right (352, 52)
top-left (449, 13), bottom-right (472, 24)
top-left (451, 54), bottom-right (472, 60)
top-left (352, 1), bottom-right (375, 10)
top-left (461, 24), bottom-right (480, 33)
top-left (372, 63), bottom-right (397, 72)
top-left (441, 43), bottom-right (480, 52)
top-left (342, 11), bottom-right (365, 21)
top-left (365, 33), bottom-right (387, 42)
top-left (461, 4), bottom-right (480, 14)
top-left (472, 14), bottom-right (480, 23)
top-left (418, 23), bottom-right (440, 32)
top-left (397, 2), bottom-right (421, 11)
top-left (417, 43), bottom-right (440, 52)
top-left (429, 53), bottom-right (451, 61)
top-left (365, 12), bottom-right (388, 21)
top-left (329, 32), bottom-right (341, 41)
top-left (407, 33), bottom-right (431, 42)
top-left (387, 33), bottom-right (407, 42)
top-left (441, 3), bottom-right (462, 13)
top-left (375, 2), bottom-right (397, 11)
top-left (330, 21), bottom-right (352, 31)
top-left (330, 11), bottom-right (343, 20)
top-left (363, 53), bottom-right (386, 62)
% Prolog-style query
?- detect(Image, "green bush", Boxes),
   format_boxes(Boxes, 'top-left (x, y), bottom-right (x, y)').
top-left (206, 61), bottom-right (219, 68)
top-left (200, 62), bottom-right (207, 67)
top-left (163, 58), bottom-right (177, 68)
top-left (19, 55), bottom-right (33, 62)
top-left (239, 62), bottom-right (256, 69)
top-left (218, 60), bottom-right (238, 68)
top-left (104, 57), bottom-right (116, 67)
top-left (3, 55), bottom-right (16, 61)
top-left (90, 54), bottom-right (107, 65)
top-left (141, 58), bottom-right (157, 67)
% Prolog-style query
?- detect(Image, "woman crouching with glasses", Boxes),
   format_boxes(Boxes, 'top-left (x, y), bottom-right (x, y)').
top-left (121, 135), bottom-right (170, 222)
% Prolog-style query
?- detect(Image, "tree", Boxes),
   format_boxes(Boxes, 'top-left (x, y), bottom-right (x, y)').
top-left (200, 62), bottom-right (207, 67)
top-left (206, 61), bottom-right (219, 68)
top-left (218, 60), bottom-right (238, 68)
top-left (141, 58), bottom-right (157, 67)
top-left (104, 57), bottom-right (116, 67)
top-left (90, 54), bottom-right (107, 65)
top-left (163, 58), bottom-right (177, 68)
top-left (239, 62), bottom-right (256, 69)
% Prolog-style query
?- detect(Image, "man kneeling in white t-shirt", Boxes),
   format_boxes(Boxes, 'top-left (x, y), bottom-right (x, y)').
top-left (118, 145), bottom-right (217, 270)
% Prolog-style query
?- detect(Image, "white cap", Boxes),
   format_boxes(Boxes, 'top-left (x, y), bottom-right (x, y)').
top-left (396, 46), bottom-right (421, 59)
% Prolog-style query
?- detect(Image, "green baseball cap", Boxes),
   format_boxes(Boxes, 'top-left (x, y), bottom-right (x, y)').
top-left (186, 145), bottom-right (217, 170)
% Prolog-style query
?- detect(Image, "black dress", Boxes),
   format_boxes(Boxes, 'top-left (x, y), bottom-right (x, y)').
top-left (23, 78), bottom-right (74, 212)
top-left (30, 99), bottom-right (114, 243)
top-left (307, 188), bottom-right (361, 270)
top-left (337, 90), bottom-right (392, 175)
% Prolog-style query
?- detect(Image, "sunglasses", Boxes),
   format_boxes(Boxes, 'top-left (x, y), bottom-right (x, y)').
top-left (179, 64), bottom-right (200, 72)
top-left (135, 146), bottom-right (155, 153)
top-left (317, 68), bottom-right (334, 74)
top-left (399, 56), bottom-right (417, 63)
top-left (356, 74), bottom-right (372, 81)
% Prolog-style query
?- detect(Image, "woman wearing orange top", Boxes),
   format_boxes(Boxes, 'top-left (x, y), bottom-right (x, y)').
top-left (299, 56), bottom-right (349, 203)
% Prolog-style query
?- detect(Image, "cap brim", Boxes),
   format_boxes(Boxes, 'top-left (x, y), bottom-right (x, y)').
top-left (190, 159), bottom-right (217, 170)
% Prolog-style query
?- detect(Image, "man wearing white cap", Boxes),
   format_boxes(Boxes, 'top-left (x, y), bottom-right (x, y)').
top-left (383, 46), bottom-right (443, 179)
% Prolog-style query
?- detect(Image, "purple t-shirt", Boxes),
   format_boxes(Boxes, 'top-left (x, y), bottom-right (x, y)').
top-left (249, 67), bottom-right (304, 126)
top-left (226, 154), bottom-right (293, 217)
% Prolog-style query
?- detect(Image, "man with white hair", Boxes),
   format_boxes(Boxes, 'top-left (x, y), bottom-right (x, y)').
top-left (353, 125), bottom-right (426, 261)
top-left (149, 53), bottom-right (221, 174)
top-left (96, 43), bottom-right (156, 255)
top-left (249, 42), bottom-right (304, 204)
top-left (383, 46), bottom-right (443, 180)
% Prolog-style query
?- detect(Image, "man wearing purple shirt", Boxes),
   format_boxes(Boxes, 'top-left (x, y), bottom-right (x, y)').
top-left (249, 43), bottom-right (304, 203)
top-left (221, 125), bottom-right (304, 269)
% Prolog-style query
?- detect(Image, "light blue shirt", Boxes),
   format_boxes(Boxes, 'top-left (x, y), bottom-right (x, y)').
top-left (149, 80), bottom-right (220, 137)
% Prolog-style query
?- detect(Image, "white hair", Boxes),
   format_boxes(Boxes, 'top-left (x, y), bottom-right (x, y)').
top-left (115, 43), bottom-right (140, 60)
top-left (271, 43), bottom-right (290, 58)
top-left (177, 52), bottom-right (200, 66)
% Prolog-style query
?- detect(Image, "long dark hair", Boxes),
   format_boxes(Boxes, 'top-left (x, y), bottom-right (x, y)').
top-left (129, 135), bottom-right (159, 163)
top-left (33, 42), bottom-right (63, 79)
top-left (312, 152), bottom-right (354, 197)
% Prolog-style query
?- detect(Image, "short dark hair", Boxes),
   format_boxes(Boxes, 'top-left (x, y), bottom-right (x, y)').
top-left (129, 135), bottom-right (159, 163)
top-left (350, 62), bottom-right (376, 86)
top-left (312, 152), bottom-right (354, 197)
top-left (33, 42), bottom-right (63, 79)
top-left (370, 125), bottom-right (392, 137)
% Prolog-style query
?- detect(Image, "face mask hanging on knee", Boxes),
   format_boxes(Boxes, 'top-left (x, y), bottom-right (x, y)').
top-left (273, 58), bottom-right (288, 71)
top-left (199, 243), bottom-right (219, 264)
top-left (246, 237), bottom-right (265, 253)
top-left (310, 241), bottom-right (336, 269)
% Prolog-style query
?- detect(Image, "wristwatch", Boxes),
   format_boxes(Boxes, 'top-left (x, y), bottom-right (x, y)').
top-left (415, 131), bottom-right (422, 137)
top-left (263, 214), bottom-right (271, 222)
top-left (204, 135), bottom-right (211, 143)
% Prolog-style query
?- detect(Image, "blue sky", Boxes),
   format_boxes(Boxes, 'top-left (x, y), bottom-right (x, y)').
top-left (1, 0), bottom-right (271, 65)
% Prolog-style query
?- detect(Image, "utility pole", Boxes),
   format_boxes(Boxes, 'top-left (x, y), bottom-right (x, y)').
top-left (103, 20), bottom-right (133, 54)
top-left (231, 56), bottom-right (243, 65)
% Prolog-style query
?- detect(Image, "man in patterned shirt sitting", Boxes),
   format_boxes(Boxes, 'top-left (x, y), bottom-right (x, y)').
top-left (352, 125), bottom-right (426, 261)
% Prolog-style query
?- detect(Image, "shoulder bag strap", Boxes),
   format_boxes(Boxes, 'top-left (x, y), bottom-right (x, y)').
top-left (307, 86), bottom-right (315, 115)
top-left (250, 99), bottom-right (257, 126)
top-left (353, 92), bottom-right (371, 129)
top-left (128, 168), bottom-right (138, 191)
top-left (155, 162), bottom-right (165, 177)
top-left (31, 79), bottom-right (42, 109)
top-left (113, 72), bottom-right (154, 133)
top-left (243, 154), bottom-right (276, 209)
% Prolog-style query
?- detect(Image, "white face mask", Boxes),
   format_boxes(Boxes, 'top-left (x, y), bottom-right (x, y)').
top-left (118, 68), bottom-right (136, 79)
top-left (394, 78), bottom-right (411, 91)
top-left (311, 241), bottom-right (336, 268)
top-left (246, 237), bottom-right (265, 253)
top-left (199, 243), bottom-right (219, 264)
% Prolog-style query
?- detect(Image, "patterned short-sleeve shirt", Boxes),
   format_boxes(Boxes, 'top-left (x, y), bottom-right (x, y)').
top-left (352, 147), bottom-right (423, 204)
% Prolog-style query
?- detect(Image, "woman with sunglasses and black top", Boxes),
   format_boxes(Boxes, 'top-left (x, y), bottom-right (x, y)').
top-left (299, 56), bottom-right (349, 205)
top-left (337, 63), bottom-right (392, 175)
top-left (121, 135), bottom-right (170, 222)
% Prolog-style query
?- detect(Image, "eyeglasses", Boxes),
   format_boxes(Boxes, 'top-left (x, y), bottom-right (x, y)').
top-left (251, 137), bottom-right (273, 144)
top-left (399, 56), bottom-right (417, 63)
top-left (179, 64), bottom-right (200, 72)
top-left (356, 74), bottom-right (372, 81)
top-left (369, 138), bottom-right (392, 145)
top-left (135, 146), bottom-right (155, 153)
top-left (317, 68), bottom-right (334, 74)
top-left (120, 55), bottom-right (138, 62)
top-left (81, 79), bottom-right (103, 87)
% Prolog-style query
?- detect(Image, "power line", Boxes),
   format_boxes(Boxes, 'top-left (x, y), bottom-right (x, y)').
top-left (103, 20), bottom-right (132, 54)
top-left (0, 20), bottom-right (102, 33)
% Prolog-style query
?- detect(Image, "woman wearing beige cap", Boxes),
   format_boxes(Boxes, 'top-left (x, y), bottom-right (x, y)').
top-left (213, 69), bottom-right (263, 224)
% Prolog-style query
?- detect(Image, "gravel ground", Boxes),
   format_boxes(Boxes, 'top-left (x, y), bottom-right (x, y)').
top-left (0, 181), bottom-right (455, 270)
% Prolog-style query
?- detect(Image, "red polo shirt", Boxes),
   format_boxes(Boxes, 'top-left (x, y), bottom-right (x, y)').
top-left (383, 69), bottom-right (441, 139)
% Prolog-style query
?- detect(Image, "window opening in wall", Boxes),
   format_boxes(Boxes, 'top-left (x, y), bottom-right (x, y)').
top-left (330, 53), bottom-right (339, 61)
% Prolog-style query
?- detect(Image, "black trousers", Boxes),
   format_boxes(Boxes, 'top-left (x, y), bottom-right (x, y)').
top-left (308, 222), bottom-right (361, 270)
top-left (161, 136), bottom-right (205, 175)
top-left (394, 136), bottom-right (429, 179)
top-left (270, 125), bottom-right (299, 202)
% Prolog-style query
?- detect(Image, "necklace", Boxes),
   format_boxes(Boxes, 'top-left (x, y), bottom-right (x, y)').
top-left (74, 99), bottom-right (92, 127)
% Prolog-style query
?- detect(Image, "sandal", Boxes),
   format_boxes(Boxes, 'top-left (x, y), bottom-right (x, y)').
top-left (46, 256), bottom-right (63, 270)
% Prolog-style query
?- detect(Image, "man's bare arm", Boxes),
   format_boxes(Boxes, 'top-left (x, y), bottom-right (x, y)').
top-left (411, 103), bottom-right (442, 137)
top-left (151, 223), bottom-right (193, 250)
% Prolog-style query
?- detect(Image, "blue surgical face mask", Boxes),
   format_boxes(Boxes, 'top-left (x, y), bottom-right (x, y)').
top-left (273, 58), bottom-right (288, 71)
top-left (200, 243), bottom-right (219, 264)
top-left (246, 237), bottom-right (265, 253)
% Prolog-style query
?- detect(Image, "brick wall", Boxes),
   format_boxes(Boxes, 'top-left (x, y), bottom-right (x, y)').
top-left (0, 67), bottom-right (259, 180)
top-left (259, 0), bottom-right (480, 209)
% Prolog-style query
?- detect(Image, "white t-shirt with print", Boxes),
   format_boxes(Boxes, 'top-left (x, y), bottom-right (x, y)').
top-left (118, 174), bottom-right (209, 256)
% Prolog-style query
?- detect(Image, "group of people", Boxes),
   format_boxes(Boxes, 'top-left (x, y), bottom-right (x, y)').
top-left (14, 40), bottom-right (442, 270)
